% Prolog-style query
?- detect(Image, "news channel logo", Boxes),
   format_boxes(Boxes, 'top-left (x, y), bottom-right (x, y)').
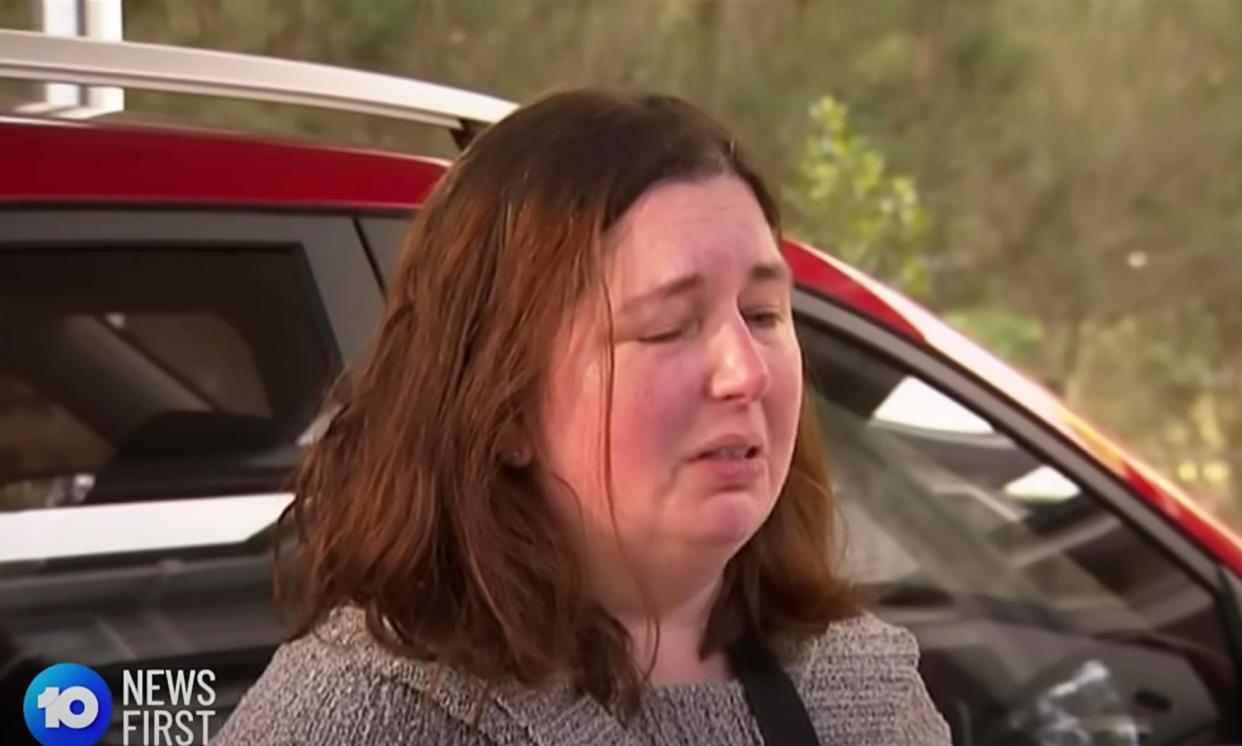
top-left (23, 662), bottom-right (113, 746)
top-left (22, 662), bottom-right (219, 746)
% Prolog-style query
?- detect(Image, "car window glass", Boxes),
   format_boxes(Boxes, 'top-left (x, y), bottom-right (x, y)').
top-left (0, 234), bottom-right (349, 736)
top-left (112, 311), bottom-right (271, 416)
top-left (0, 375), bottom-right (110, 510)
top-left (799, 320), bottom-right (1240, 746)
top-left (0, 247), bottom-right (331, 544)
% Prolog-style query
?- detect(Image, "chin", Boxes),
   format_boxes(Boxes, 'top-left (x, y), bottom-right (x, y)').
top-left (690, 493), bottom-right (765, 547)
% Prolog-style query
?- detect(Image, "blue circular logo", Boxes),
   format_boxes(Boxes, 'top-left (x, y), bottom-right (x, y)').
top-left (23, 663), bottom-right (113, 746)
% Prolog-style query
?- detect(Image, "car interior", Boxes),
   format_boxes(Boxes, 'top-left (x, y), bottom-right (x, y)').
top-left (802, 322), bottom-right (1239, 745)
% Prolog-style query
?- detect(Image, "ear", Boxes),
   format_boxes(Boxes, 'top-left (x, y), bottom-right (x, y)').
top-left (503, 442), bottom-right (534, 468)
top-left (499, 422), bottom-right (534, 468)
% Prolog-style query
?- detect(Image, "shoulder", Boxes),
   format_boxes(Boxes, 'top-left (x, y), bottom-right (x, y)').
top-left (213, 608), bottom-right (522, 746)
top-left (809, 611), bottom-right (919, 660)
top-left (787, 611), bottom-right (918, 688)
top-left (793, 613), bottom-right (952, 745)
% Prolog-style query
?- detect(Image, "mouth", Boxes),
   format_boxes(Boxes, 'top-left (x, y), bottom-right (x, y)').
top-left (692, 432), bottom-right (765, 462)
top-left (689, 438), bottom-right (766, 485)
top-left (694, 444), bottom-right (762, 461)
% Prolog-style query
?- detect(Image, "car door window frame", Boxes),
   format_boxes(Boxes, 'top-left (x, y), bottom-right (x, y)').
top-left (0, 207), bottom-right (384, 562)
top-left (0, 208), bottom-right (383, 372)
top-left (792, 288), bottom-right (1242, 679)
top-left (356, 213), bottom-right (413, 289)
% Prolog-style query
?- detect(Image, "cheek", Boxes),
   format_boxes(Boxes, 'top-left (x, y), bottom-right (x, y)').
top-left (540, 354), bottom-right (694, 534)
top-left (539, 349), bottom-right (608, 514)
top-left (607, 360), bottom-right (697, 475)
top-left (539, 346), bottom-right (674, 472)
top-left (765, 338), bottom-right (805, 470)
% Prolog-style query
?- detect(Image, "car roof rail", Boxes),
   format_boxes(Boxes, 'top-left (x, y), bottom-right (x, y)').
top-left (0, 28), bottom-right (517, 147)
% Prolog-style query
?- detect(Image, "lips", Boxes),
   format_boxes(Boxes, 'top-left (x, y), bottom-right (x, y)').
top-left (689, 434), bottom-right (766, 485)
top-left (696, 445), bottom-right (761, 460)
top-left (692, 434), bottom-right (763, 461)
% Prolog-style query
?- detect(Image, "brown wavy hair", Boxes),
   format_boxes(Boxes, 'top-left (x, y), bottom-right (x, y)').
top-left (278, 88), bottom-right (860, 710)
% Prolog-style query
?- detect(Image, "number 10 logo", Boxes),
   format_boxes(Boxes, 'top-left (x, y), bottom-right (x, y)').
top-left (24, 663), bottom-right (113, 746)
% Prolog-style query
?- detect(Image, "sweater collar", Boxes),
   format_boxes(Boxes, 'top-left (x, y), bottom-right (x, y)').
top-left (321, 607), bottom-right (647, 746)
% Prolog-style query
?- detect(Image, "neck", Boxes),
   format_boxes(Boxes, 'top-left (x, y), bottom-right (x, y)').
top-left (605, 568), bottom-right (733, 686)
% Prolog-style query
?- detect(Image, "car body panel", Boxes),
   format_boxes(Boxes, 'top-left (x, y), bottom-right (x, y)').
top-left (0, 117), bottom-right (446, 210)
top-left (3, 115), bottom-right (1239, 580)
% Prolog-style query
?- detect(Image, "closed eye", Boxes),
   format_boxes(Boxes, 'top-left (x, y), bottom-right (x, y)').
top-left (745, 310), bottom-right (784, 328)
top-left (645, 327), bottom-right (685, 342)
top-left (639, 324), bottom-right (691, 344)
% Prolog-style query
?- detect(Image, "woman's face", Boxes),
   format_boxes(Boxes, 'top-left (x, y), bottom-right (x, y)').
top-left (537, 174), bottom-right (803, 574)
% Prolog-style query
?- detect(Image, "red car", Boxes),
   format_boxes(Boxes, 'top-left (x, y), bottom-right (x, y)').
top-left (1, 30), bottom-right (1239, 745)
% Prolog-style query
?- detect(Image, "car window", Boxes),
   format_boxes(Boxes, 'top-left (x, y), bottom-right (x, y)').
top-left (0, 374), bottom-right (110, 510)
top-left (799, 321), bottom-right (1240, 746)
top-left (0, 210), bottom-right (384, 741)
top-left (113, 311), bottom-right (272, 416)
top-left (0, 246), bottom-right (337, 681)
top-left (0, 248), bottom-right (330, 515)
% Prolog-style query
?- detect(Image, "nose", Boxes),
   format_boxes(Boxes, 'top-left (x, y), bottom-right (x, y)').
top-left (706, 317), bottom-right (770, 403)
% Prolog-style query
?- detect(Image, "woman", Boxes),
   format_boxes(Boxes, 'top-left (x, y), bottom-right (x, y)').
top-left (217, 89), bottom-right (951, 745)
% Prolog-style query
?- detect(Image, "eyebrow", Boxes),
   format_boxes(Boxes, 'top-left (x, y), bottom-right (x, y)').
top-left (617, 260), bottom-right (791, 315)
top-left (749, 260), bottom-right (792, 285)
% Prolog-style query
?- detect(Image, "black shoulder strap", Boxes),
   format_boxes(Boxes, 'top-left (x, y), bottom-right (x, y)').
top-left (729, 630), bottom-right (822, 746)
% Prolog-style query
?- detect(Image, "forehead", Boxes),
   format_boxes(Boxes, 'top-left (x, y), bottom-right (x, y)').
top-left (604, 175), bottom-right (779, 288)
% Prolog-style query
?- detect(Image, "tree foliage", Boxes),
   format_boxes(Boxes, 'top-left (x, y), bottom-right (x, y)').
top-left (788, 96), bottom-right (930, 296)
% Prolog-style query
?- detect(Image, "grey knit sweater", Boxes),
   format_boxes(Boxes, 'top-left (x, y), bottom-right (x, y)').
top-left (215, 608), bottom-right (951, 745)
